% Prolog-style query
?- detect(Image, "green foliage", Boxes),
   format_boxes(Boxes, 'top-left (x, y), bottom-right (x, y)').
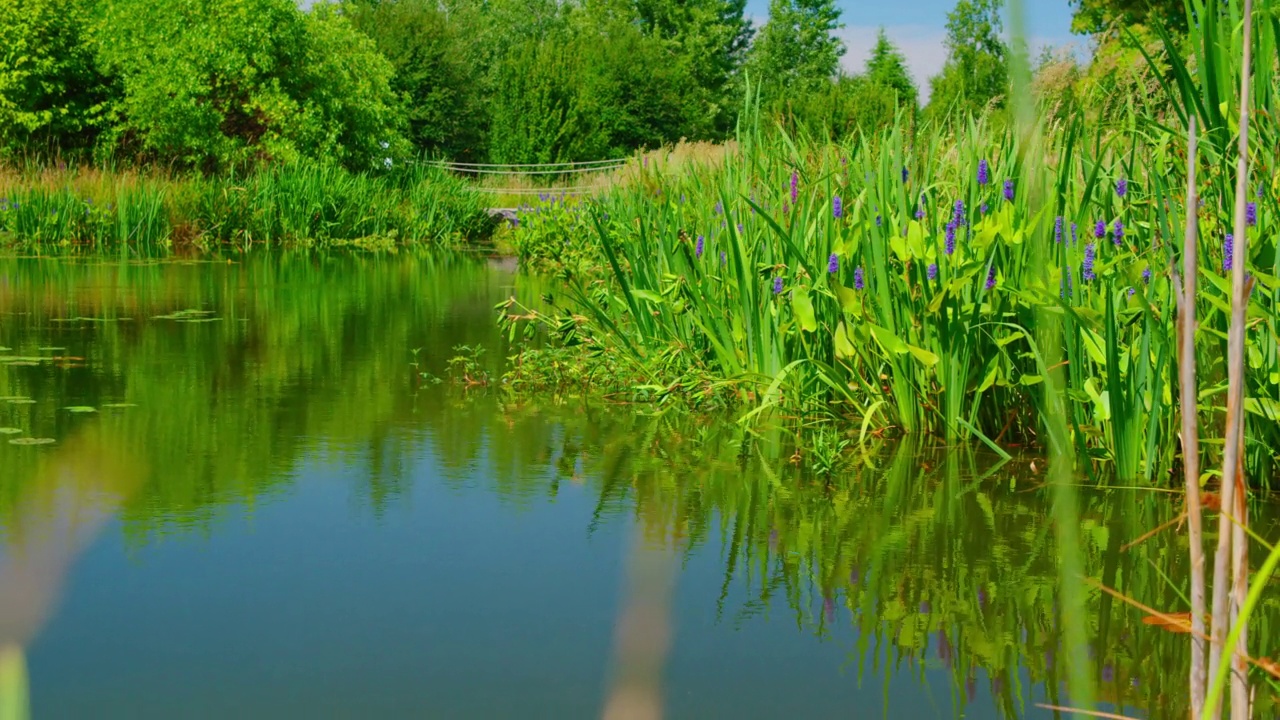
top-left (631, 0), bottom-right (754, 134)
top-left (865, 29), bottom-right (918, 112)
top-left (95, 0), bottom-right (403, 171)
top-left (346, 0), bottom-right (487, 160)
top-left (503, 39), bottom-right (1280, 485)
top-left (0, 0), bottom-right (113, 155)
top-left (926, 0), bottom-right (1009, 120)
top-left (0, 163), bottom-right (491, 251)
top-left (486, 13), bottom-right (704, 164)
top-left (748, 0), bottom-right (845, 103)
top-left (1070, 0), bottom-right (1188, 36)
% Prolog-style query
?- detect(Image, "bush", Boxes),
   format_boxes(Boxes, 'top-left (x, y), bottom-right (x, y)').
top-left (95, 0), bottom-right (404, 171)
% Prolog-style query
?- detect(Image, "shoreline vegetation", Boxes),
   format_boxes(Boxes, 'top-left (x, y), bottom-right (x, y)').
top-left (0, 162), bottom-right (494, 252)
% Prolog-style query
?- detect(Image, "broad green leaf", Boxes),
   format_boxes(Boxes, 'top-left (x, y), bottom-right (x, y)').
top-left (906, 343), bottom-right (939, 367)
top-left (868, 323), bottom-right (908, 355)
top-left (834, 322), bottom-right (856, 359)
top-left (791, 286), bottom-right (818, 332)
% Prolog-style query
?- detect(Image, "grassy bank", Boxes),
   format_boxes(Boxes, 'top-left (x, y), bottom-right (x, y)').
top-left (0, 162), bottom-right (494, 253)
top-left (500, 21), bottom-right (1280, 488)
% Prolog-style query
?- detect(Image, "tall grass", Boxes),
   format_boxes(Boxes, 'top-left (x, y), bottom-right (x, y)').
top-left (0, 162), bottom-right (493, 253)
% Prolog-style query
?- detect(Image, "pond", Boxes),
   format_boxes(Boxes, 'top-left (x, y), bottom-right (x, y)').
top-left (0, 253), bottom-right (1272, 719)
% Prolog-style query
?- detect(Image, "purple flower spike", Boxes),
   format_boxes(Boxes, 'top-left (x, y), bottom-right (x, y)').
top-left (696, 235), bottom-right (705, 258)
top-left (927, 262), bottom-right (938, 280)
top-left (773, 276), bottom-right (784, 294)
top-left (1224, 233), bottom-right (1234, 272)
top-left (1003, 179), bottom-right (1015, 202)
top-left (719, 250), bottom-right (726, 266)
top-left (1116, 178), bottom-right (1128, 198)
top-left (1054, 216), bottom-right (1063, 243)
top-left (790, 171), bottom-right (798, 204)
top-left (1113, 219), bottom-right (1124, 245)
top-left (953, 199), bottom-right (966, 226)
top-left (945, 221), bottom-right (957, 255)
top-left (1083, 243), bottom-right (1097, 282)
top-left (875, 215), bottom-right (882, 226)
top-left (1142, 267), bottom-right (1151, 284)
top-left (1247, 202), bottom-right (1257, 227)
top-left (980, 203), bottom-right (988, 215)
top-left (828, 253), bottom-right (839, 274)
top-left (1071, 222), bottom-right (1078, 245)
top-left (853, 267), bottom-right (865, 290)
top-left (1094, 219), bottom-right (1106, 239)
top-left (915, 207), bottom-right (925, 220)
top-left (978, 159), bottom-right (990, 185)
top-left (833, 196), bottom-right (843, 219)
top-left (902, 166), bottom-right (909, 183)
top-left (985, 265), bottom-right (996, 290)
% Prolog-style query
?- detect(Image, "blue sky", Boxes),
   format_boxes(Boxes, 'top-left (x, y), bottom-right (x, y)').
top-left (747, 0), bottom-right (1083, 95)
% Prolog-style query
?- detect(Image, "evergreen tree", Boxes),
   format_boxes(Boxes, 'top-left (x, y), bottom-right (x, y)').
top-left (864, 29), bottom-right (917, 111)
top-left (747, 0), bottom-right (844, 102)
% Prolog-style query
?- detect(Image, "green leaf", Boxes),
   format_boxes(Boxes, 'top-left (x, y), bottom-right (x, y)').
top-left (791, 286), bottom-right (818, 332)
top-left (834, 322), bottom-right (856, 359)
top-left (868, 323), bottom-right (908, 355)
top-left (906, 343), bottom-right (939, 367)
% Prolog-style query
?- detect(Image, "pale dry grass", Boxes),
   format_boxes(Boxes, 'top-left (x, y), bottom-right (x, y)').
top-left (474, 140), bottom-right (735, 207)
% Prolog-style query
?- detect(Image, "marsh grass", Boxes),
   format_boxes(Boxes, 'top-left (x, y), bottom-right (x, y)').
top-left (0, 162), bottom-right (492, 253)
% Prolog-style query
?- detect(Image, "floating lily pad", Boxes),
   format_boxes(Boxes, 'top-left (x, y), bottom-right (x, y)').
top-left (102, 403), bottom-right (137, 409)
top-left (0, 347), bottom-right (10, 351)
top-left (0, 428), bottom-right (22, 435)
top-left (64, 406), bottom-right (97, 413)
top-left (5, 398), bottom-right (35, 404)
top-left (5, 361), bottom-right (40, 367)
top-left (9, 437), bottom-right (55, 446)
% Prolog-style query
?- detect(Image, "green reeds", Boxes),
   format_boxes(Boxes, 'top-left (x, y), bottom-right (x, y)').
top-left (0, 162), bottom-right (491, 252)
top-left (504, 2), bottom-right (1280, 491)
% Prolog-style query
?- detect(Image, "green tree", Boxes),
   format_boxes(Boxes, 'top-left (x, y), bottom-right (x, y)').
top-left (630, 0), bottom-right (753, 134)
top-left (925, 0), bottom-right (1008, 120)
top-left (0, 0), bottom-right (113, 156)
top-left (864, 29), bottom-right (917, 111)
top-left (346, 0), bottom-right (486, 160)
top-left (95, 0), bottom-right (403, 170)
top-left (786, 74), bottom-right (899, 140)
top-left (748, 0), bottom-right (845, 102)
top-left (1069, 0), bottom-right (1187, 36)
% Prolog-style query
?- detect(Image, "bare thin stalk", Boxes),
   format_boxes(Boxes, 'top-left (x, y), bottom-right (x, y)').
top-left (1223, 1), bottom-right (1254, 712)
top-left (1177, 113), bottom-right (1206, 718)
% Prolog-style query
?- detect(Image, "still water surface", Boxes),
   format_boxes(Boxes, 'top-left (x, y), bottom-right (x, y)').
top-left (0, 254), bottom-right (1268, 719)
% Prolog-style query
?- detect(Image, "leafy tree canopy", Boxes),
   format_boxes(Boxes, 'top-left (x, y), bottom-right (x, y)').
top-left (96, 0), bottom-right (403, 171)
top-left (748, 0), bottom-right (845, 102)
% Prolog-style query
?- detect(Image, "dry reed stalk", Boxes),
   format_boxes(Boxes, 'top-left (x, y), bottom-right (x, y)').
top-left (1209, 2), bottom-right (1255, 717)
top-left (1173, 112), bottom-right (1207, 718)
top-left (1228, 5), bottom-right (1255, 717)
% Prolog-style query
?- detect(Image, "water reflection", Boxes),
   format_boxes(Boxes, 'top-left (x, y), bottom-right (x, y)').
top-left (0, 254), bottom-right (1276, 719)
top-left (0, 429), bottom-right (144, 720)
